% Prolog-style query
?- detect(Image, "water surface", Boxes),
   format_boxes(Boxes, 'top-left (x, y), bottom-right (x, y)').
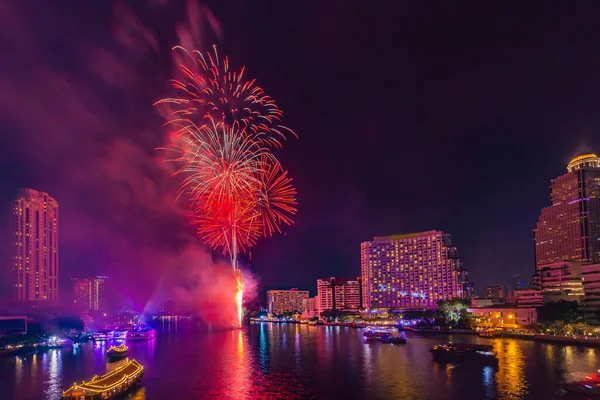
top-left (1, 320), bottom-right (598, 399)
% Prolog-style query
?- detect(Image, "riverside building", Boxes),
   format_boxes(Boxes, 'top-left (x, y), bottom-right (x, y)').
top-left (532, 154), bottom-right (600, 309)
top-left (13, 189), bottom-right (59, 302)
top-left (266, 289), bottom-right (309, 315)
top-left (360, 230), bottom-right (467, 310)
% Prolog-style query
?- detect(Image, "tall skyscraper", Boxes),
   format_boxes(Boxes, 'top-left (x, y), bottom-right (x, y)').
top-left (72, 276), bottom-right (109, 311)
top-left (534, 153), bottom-right (600, 266)
top-left (13, 189), bottom-right (58, 302)
top-left (316, 277), bottom-right (362, 313)
top-left (266, 289), bottom-right (309, 315)
top-left (361, 230), bottom-right (467, 310)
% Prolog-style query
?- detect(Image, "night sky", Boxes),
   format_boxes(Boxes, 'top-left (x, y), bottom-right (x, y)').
top-left (2, 0), bottom-right (600, 305)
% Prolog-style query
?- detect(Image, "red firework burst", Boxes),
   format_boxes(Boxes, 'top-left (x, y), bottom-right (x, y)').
top-left (164, 116), bottom-right (296, 261)
top-left (157, 45), bottom-right (296, 149)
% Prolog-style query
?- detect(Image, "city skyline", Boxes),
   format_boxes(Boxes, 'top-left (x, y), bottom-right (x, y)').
top-left (3, 2), bottom-right (600, 304)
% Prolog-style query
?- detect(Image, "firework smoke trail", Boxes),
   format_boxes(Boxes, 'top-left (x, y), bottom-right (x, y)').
top-left (158, 46), bottom-right (297, 327)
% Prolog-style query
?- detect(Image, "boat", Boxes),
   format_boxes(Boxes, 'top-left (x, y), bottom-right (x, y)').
top-left (106, 344), bottom-right (128, 361)
top-left (93, 331), bottom-right (110, 341)
top-left (561, 372), bottom-right (600, 395)
top-left (61, 359), bottom-right (144, 399)
top-left (109, 329), bottom-right (128, 340)
top-left (430, 343), bottom-right (498, 365)
top-left (45, 337), bottom-right (66, 349)
top-left (363, 326), bottom-right (399, 339)
top-left (126, 327), bottom-right (156, 341)
top-left (378, 333), bottom-right (407, 344)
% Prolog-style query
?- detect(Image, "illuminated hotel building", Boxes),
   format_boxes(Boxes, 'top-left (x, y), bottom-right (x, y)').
top-left (534, 153), bottom-right (600, 266)
top-left (266, 288), bottom-right (309, 315)
top-left (13, 189), bottom-right (59, 302)
top-left (316, 277), bottom-right (362, 313)
top-left (72, 276), bottom-right (109, 311)
top-left (532, 153), bottom-right (600, 305)
top-left (361, 230), bottom-right (466, 310)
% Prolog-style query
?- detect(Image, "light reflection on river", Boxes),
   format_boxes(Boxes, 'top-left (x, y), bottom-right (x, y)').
top-left (1, 320), bottom-right (600, 399)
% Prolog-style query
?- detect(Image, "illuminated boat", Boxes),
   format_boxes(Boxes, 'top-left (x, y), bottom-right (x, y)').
top-left (61, 359), bottom-right (144, 399)
top-left (93, 331), bottom-right (110, 341)
top-left (363, 326), bottom-right (399, 339)
top-left (126, 328), bottom-right (156, 341)
top-left (109, 329), bottom-right (128, 340)
top-left (45, 336), bottom-right (65, 349)
top-left (561, 372), bottom-right (600, 395)
top-left (430, 343), bottom-right (497, 365)
top-left (106, 344), bottom-right (128, 361)
top-left (378, 333), bottom-right (407, 344)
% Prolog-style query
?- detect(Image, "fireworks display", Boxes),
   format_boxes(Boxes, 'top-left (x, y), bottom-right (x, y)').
top-left (157, 45), bottom-right (297, 326)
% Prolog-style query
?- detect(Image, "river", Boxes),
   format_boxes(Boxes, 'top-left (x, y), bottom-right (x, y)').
top-left (1, 319), bottom-right (599, 399)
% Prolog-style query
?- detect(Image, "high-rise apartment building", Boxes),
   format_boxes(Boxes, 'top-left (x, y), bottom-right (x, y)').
top-left (534, 153), bottom-right (600, 266)
top-left (361, 230), bottom-right (466, 310)
top-left (266, 289), bottom-right (309, 315)
top-left (13, 189), bottom-right (59, 302)
top-left (72, 276), bottom-right (109, 311)
top-left (316, 277), bottom-right (362, 313)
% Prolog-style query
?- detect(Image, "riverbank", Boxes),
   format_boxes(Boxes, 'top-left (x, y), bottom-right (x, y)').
top-left (250, 319), bottom-right (600, 348)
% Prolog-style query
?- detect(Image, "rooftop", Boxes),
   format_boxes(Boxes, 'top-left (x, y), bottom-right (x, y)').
top-left (567, 153), bottom-right (600, 172)
top-left (373, 230), bottom-right (441, 241)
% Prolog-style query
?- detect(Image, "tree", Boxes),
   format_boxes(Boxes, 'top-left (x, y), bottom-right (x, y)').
top-left (320, 309), bottom-right (338, 322)
top-left (402, 310), bottom-right (424, 321)
top-left (437, 299), bottom-right (471, 326)
top-left (537, 300), bottom-right (579, 323)
top-left (281, 311), bottom-right (295, 319)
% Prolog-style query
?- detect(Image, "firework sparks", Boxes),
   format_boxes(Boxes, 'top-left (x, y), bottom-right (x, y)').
top-left (158, 45), bottom-right (297, 327)
top-left (157, 45), bottom-right (297, 149)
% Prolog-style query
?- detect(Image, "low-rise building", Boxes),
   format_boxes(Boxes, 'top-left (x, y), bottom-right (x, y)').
top-left (582, 263), bottom-right (600, 322)
top-left (317, 277), bottom-right (362, 313)
top-left (0, 316), bottom-right (27, 336)
top-left (468, 307), bottom-right (537, 327)
top-left (538, 262), bottom-right (584, 303)
top-left (514, 289), bottom-right (543, 308)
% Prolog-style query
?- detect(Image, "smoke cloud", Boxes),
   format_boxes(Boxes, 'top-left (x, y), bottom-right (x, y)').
top-left (0, 1), bottom-right (248, 325)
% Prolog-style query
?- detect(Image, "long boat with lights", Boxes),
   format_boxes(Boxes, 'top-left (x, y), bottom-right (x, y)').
top-left (61, 359), bottom-right (144, 399)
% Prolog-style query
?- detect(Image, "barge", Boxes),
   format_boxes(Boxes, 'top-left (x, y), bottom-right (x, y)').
top-left (61, 359), bottom-right (143, 399)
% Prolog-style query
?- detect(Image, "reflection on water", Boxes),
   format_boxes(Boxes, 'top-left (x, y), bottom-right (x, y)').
top-left (483, 366), bottom-right (494, 399)
top-left (4, 323), bottom-right (600, 399)
top-left (44, 349), bottom-right (62, 399)
top-left (495, 339), bottom-right (528, 399)
top-left (107, 357), bottom-right (129, 372)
